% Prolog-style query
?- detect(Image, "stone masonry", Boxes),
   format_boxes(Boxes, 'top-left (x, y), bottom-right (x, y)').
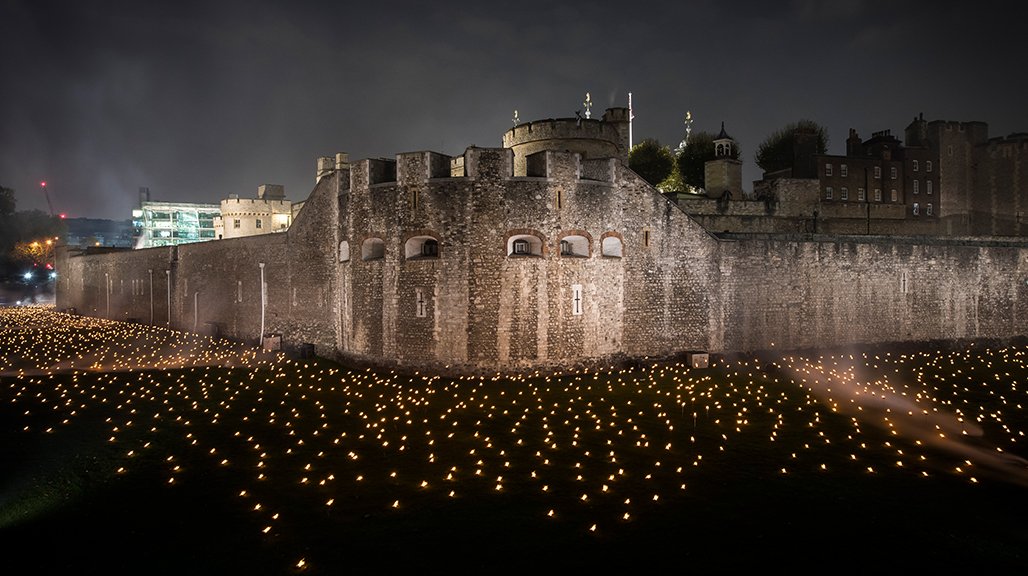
top-left (56, 109), bottom-right (1028, 373)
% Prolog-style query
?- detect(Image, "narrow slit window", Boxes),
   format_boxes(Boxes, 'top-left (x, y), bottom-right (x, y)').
top-left (571, 284), bottom-right (583, 316)
top-left (415, 288), bottom-right (426, 318)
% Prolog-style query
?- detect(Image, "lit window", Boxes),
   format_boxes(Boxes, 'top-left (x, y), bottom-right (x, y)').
top-left (913, 180), bottom-right (919, 195)
top-left (891, 189), bottom-right (897, 202)
top-left (404, 235), bottom-right (440, 259)
top-left (559, 235), bottom-right (590, 257)
top-left (858, 187), bottom-right (866, 201)
top-left (361, 237), bottom-right (385, 260)
top-left (601, 236), bottom-right (623, 258)
top-left (825, 186), bottom-right (833, 200)
top-left (825, 163), bottom-right (833, 177)
top-left (927, 181), bottom-right (933, 195)
top-left (508, 233), bottom-right (543, 256)
top-left (913, 203), bottom-right (920, 216)
top-left (926, 160), bottom-right (933, 172)
top-left (874, 166), bottom-right (881, 179)
top-left (926, 203), bottom-right (933, 216)
top-left (874, 188), bottom-right (882, 202)
top-left (841, 164), bottom-right (848, 177)
top-left (913, 160), bottom-right (919, 172)
top-left (890, 167), bottom-right (897, 180)
top-left (840, 187), bottom-right (848, 201)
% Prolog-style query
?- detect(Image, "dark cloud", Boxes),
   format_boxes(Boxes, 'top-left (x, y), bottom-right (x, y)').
top-left (1, 0), bottom-right (1025, 218)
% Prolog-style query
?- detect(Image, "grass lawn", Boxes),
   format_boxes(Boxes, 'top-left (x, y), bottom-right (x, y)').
top-left (1, 307), bottom-right (1027, 574)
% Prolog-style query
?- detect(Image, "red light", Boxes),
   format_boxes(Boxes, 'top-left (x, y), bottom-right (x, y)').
top-left (40, 181), bottom-right (47, 187)
top-left (45, 263), bottom-right (53, 270)
top-left (59, 213), bottom-right (66, 219)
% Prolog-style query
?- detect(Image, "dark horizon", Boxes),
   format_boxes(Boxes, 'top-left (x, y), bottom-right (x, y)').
top-left (3, 0), bottom-right (1026, 220)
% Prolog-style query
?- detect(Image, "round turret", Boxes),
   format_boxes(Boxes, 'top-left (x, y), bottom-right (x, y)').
top-left (502, 108), bottom-right (630, 176)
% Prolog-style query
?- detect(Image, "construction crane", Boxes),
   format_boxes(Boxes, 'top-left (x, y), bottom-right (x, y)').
top-left (39, 181), bottom-right (63, 218)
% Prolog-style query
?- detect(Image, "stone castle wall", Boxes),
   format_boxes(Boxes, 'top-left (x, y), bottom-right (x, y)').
top-left (718, 234), bottom-right (1028, 352)
top-left (336, 147), bottom-right (717, 371)
top-left (57, 174), bottom-right (342, 356)
top-left (56, 134), bottom-right (1028, 373)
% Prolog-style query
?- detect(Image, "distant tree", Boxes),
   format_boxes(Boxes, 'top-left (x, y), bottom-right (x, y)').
top-left (0, 209), bottom-right (65, 279)
top-left (675, 131), bottom-right (741, 191)
top-left (628, 139), bottom-right (674, 187)
top-left (755, 120), bottom-right (829, 173)
top-left (12, 238), bottom-right (56, 268)
top-left (0, 186), bottom-right (14, 217)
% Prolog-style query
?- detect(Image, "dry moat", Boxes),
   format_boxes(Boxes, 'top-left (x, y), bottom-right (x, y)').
top-left (1, 307), bottom-right (1026, 573)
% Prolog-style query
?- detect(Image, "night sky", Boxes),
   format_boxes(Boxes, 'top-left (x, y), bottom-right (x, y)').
top-left (2, 0), bottom-right (1025, 220)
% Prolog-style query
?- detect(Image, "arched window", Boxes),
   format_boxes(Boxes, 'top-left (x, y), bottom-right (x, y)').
top-left (601, 235), bottom-right (623, 258)
top-left (404, 235), bottom-right (440, 259)
top-left (361, 237), bottom-right (385, 261)
top-left (507, 233), bottom-right (543, 257)
top-left (339, 240), bottom-right (350, 262)
top-left (559, 234), bottom-right (589, 257)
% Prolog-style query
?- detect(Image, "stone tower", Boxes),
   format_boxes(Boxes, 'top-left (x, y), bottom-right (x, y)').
top-left (704, 122), bottom-right (744, 198)
top-left (502, 107), bottom-right (630, 176)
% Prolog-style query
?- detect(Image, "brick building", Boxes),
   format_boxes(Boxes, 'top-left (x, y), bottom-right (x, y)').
top-left (677, 114), bottom-right (1026, 238)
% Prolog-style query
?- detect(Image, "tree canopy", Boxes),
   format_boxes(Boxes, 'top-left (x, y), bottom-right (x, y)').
top-left (0, 186), bottom-right (65, 280)
top-left (0, 186), bottom-right (14, 217)
top-left (628, 139), bottom-right (673, 187)
top-left (754, 120), bottom-right (829, 173)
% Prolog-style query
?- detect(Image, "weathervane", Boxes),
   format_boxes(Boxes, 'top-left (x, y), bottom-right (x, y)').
top-left (583, 92), bottom-right (592, 119)
top-left (677, 110), bottom-right (694, 153)
top-left (513, 109), bottom-right (519, 126)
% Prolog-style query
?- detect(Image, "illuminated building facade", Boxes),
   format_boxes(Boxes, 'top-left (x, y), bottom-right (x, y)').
top-left (214, 184), bottom-right (293, 240)
top-left (132, 192), bottom-right (220, 249)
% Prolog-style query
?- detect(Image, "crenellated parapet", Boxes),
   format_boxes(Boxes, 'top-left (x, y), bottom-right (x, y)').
top-left (502, 107), bottom-right (630, 176)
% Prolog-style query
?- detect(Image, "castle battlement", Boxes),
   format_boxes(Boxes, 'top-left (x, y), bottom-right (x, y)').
top-left (501, 107), bottom-right (630, 177)
top-left (220, 197), bottom-right (292, 215)
top-left (338, 147), bottom-right (616, 193)
top-left (502, 118), bottom-right (621, 148)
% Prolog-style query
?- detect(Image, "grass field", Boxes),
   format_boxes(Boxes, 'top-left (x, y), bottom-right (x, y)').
top-left (1, 307), bottom-right (1027, 574)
